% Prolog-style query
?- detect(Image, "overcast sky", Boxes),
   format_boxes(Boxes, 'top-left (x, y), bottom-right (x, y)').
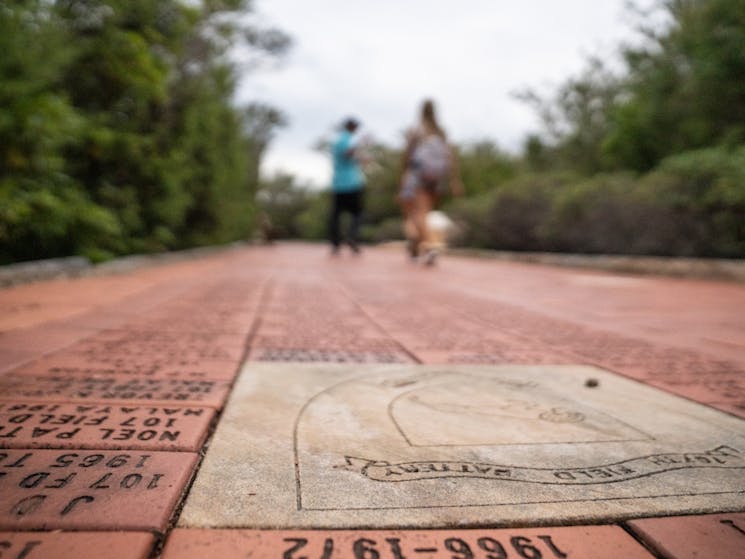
top-left (236, 0), bottom-right (657, 188)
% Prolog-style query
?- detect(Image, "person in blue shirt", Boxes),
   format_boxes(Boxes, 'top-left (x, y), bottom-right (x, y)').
top-left (330, 117), bottom-right (366, 254)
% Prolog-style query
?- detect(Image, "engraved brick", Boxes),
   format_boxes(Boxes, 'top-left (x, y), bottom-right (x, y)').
top-left (78, 329), bottom-right (247, 358)
top-left (0, 374), bottom-right (232, 408)
top-left (0, 325), bottom-right (88, 361)
top-left (251, 347), bottom-right (411, 364)
top-left (162, 527), bottom-right (655, 558)
top-left (0, 402), bottom-right (215, 451)
top-left (124, 311), bottom-right (254, 334)
top-left (13, 353), bottom-right (240, 381)
top-left (0, 449), bottom-right (198, 531)
top-left (647, 374), bottom-right (745, 407)
top-left (0, 531), bottom-right (155, 559)
top-left (412, 349), bottom-right (575, 365)
top-left (627, 513), bottom-right (745, 559)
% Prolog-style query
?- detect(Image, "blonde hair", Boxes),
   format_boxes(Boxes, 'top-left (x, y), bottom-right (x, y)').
top-left (420, 99), bottom-right (445, 138)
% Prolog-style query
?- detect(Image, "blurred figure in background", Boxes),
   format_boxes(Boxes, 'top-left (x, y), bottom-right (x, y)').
top-left (398, 99), bottom-right (464, 265)
top-left (258, 211), bottom-right (276, 245)
top-left (329, 117), bottom-right (366, 255)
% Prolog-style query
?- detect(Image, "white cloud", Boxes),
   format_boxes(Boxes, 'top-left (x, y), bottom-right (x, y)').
top-left (239, 0), bottom-right (658, 188)
top-left (261, 146), bottom-right (330, 187)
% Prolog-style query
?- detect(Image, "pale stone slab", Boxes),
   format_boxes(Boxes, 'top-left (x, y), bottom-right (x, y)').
top-left (179, 364), bottom-right (745, 529)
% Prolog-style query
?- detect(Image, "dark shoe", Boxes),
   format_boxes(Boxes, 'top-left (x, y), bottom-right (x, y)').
top-left (407, 239), bottom-right (420, 260)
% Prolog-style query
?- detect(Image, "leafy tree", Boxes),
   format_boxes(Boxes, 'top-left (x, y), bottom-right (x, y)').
top-left (517, 58), bottom-right (622, 174)
top-left (604, 0), bottom-right (745, 170)
top-left (359, 143), bottom-right (402, 228)
top-left (0, 2), bottom-right (119, 262)
top-left (0, 0), bottom-right (289, 263)
top-left (256, 173), bottom-right (315, 239)
top-left (524, 0), bottom-right (745, 174)
top-left (458, 140), bottom-right (518, 195)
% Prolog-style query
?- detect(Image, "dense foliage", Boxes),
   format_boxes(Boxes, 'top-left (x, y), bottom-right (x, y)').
top-left (259, 0), bottom-right (744, 258)
top-left (450, 146), bottom-right (745, 257)
top-left (0, 0), bottom-right (288, 263)
top-left (4, 0), bottom-right (743, 262)
top-left (447, 0), bottom-right (745, 257)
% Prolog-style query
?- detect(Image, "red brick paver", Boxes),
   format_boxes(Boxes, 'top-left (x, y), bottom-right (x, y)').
top-left (0, 449), bottom-right (198, 531)
top-left (162, 527), bottom-right (656, 558)
top-left (1, 244), bottom-right (744, 557)
top-left (626, 513), bottom-right (745, 559)
top-left (0, 374), bottom-right (234, 408)
top-left (0, 531), bottom-right (155, 559)
top-left (0, 402), bottom-right (215, 451)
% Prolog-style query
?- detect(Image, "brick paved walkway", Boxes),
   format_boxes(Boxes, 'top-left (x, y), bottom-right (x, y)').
top-left (0, 243), bottom-right (743, 558)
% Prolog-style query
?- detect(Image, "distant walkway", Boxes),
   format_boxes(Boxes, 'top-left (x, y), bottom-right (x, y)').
top-left (0, 243), bottom-right (743, 558)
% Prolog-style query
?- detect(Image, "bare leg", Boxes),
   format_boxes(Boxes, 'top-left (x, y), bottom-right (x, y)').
top-left (400, 198), bottom-right (419, 258)
top-left (412, 189), bottom-right (436, 262)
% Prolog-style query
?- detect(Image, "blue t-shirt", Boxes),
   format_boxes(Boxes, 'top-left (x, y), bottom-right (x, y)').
top-left (332, 131), bottom-right (365, 192)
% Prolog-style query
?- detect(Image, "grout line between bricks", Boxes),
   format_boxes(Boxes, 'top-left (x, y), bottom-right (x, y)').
top-left (148, 276), bottom-right (275, 558)
top-left (329, 277), bottom-right (423, 365)
top-left (619, 521), bottom-right (669, 559)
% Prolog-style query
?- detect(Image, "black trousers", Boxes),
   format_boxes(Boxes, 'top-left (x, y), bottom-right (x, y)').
top-left (329, 189), bottom-right (364, 248)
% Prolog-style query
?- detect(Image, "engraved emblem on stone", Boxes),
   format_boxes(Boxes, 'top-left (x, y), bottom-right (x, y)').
top-left (337, 445), bottom-right (744, 485)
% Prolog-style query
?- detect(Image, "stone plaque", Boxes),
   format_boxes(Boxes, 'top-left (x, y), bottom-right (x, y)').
top-left (0, 449), bottom-right (198, 531)
top-left (180, 364), bottom-right (745, 528)
top-left (0, 402), bottom-right (215, 451)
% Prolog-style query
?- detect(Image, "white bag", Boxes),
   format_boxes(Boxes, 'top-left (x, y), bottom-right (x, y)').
top-left (426, 210), bottom-right (455, 247)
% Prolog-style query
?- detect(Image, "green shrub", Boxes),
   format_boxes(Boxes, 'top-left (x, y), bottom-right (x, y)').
top-left (636, 146), bottom-right (745, 257)
top-left (361, 217), bottom-right (405, 244)
top-left (449, 173), bottom-right (576, 252)
top-left (448, 146), bottom-right (745, 257)
top-left (447, 191), bottom-right (497, 248)
top-left (0, 178), bottom-right (121, 264)
top-left (295, 194), bottom-right (330, 241)
top-left (546, 173), bottom-right (642, 254)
